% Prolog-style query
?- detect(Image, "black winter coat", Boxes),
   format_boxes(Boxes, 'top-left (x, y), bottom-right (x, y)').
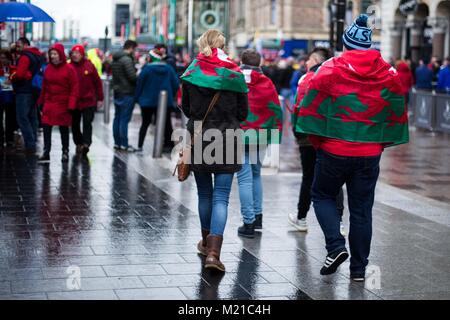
top-left (181, 81), bottom-right (249, 174)
top-left (111, 51), bottom-right (137, 97)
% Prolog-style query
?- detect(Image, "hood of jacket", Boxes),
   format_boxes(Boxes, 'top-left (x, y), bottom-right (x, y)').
top-left (22, 47), bottom-right (42, 57)
top-left (49, 43), bottom-right (67, 66)
top-left (113, 51), bottom-right (132, 62)
top-left (145, 62), bottom-right (171, 75)
top-left (339, 50), bottom-right (392, 79)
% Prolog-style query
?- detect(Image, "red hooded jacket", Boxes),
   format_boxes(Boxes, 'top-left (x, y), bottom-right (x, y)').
top-left (38, 43), bottom-right (79, 127)
top-left (70, 58), bottom-right (104, 109)
top-left (396, 62), bottom-right (414, 95)
top-left (10, 47), bottom-right (42, 82)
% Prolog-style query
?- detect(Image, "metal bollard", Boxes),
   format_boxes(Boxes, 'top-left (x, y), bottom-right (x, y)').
top-left (103, 78), bottom-right (111, 124)
top-left (153, 90), bottom-right (168, 158)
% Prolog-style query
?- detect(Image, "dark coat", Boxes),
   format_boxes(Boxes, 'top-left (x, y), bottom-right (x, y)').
top-left (415, 65), bottom-right (433, 90)
top-left (111, 51), bottom-right (137, 97)
top-left (181, 81), bottom-right (249, 174)
top-left (135, 62), bottom-right (179, 108)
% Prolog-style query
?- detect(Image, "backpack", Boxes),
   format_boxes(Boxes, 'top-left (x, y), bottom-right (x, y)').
top-left (21, 51), bottom-right (45, 92)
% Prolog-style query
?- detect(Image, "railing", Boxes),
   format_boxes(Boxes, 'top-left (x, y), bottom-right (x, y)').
top-left (411, 89), bottom-right (450, 134)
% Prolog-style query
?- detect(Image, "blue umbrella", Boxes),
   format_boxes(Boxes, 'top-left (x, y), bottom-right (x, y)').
top-left (0, 2), bottom-right (55, 23)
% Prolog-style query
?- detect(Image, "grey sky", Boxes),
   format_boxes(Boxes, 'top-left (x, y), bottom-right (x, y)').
top-left (32, 0), bottom-right (112, 39)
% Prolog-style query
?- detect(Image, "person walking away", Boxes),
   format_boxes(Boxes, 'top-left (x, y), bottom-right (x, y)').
top-left (111, 40), bottom-right (138, 152)
top-left (37, 43), bottom-right (79, 163)
top-left (236, 49), bottom-right (283, 238)
top-left (291, 48), bottom-right (346, 235)
top-left (437, 57), bottom-right (450, 94)
top-left (181, 29), bottom-right (248, 272)
top-left (0, 49), bottom-right (17, 151)
top-left (415, 59), bottom-right (433, 91)
top-left (135, 48), bottom-right (179, 152)
top-left (9, 38), bottom-right (42, 155)
top-left (396, 60), bottom-right (414, 105)
top-left (296, 15), bottom-right (409, 282)
top-left (70, 45), bottom-right (104, 156)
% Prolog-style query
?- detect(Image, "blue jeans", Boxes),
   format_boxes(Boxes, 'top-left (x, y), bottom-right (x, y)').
top-left (194, 172), bottom-right (234, 236)
top-left (237, 148), bottom-right (265, 224)
top-left (16, 93), bottom-right (38, 150)
top-left (113, 95), bottom-right (135, 148)
top-left (312, 150), bottom-right (381, 275)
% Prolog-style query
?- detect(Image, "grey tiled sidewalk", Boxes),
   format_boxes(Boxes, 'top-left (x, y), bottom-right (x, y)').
top-left (0, 110), bottom-right (449, 300)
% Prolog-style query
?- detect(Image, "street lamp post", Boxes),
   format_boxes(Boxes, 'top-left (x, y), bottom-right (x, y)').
top-left (335, 0), bottom-right (347, 52)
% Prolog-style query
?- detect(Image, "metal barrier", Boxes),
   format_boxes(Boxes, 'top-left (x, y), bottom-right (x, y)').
top-left (153, 91), bottom-right (168, 158)
top-left (102, 77), bottom-right (112, 124)
top-left (414, 90), bottom-right (450, 134)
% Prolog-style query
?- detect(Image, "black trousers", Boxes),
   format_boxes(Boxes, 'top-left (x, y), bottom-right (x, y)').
top-left (72, 107), bottom-right (96, 147)
top-left (138, 107), bottom-right (174, 149)
top-left (298, 146), bottom-right (344, 219)
top-left (43, 125), bottom-right (69, 154)
top-left (0, 102), bottom-right (16, 146)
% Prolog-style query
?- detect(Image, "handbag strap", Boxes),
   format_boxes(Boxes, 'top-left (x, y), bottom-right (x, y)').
top-left (192, 92), bottom-right (221, 140)
top-left (202, 92), bottom-right (221, 123)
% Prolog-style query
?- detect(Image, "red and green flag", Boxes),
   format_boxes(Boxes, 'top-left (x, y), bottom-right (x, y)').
top-left (181, 48), bottom-right (248, 94)
top-left (241, 69), bottom-right (283, 144)
top-left (296, 50), bottom-right (409, 147)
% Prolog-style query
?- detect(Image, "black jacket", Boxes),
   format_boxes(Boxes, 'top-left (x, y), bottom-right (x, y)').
top-left (181, 81), bottom-right (249, 174)
top-left (111, 51), bottom-right (137, 97)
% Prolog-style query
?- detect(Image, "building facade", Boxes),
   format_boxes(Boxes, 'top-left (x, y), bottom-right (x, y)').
top-left (228, 0), bottom-right (381, 58)
top-left (381, 0), bottom-right (450, 63)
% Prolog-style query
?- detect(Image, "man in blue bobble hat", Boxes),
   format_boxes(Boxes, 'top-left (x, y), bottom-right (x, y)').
top-left (296, 14), bottom-right (407, 282)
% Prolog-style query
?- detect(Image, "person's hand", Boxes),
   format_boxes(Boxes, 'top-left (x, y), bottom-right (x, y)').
top-left (97, 100), bottom-right (104, 109)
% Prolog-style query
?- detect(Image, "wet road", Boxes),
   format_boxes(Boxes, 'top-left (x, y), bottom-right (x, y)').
top-left (0, 112), bottom-right (449, 300)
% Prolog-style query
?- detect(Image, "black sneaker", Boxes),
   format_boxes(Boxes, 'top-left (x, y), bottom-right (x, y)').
top-left (238, 223), bottom-right (255, 239)
top-left (320, 249), bottom-right (349, 276)
top-left (61, 151), bottom-right (69, 163)
top-left (254, 215), bottom-right (263, 230)
top-left (38, 153), bottom-right (50, 163)
top-left (351, 273), bottom-right (366, 282)
top-left (81, 145), bottom-right (90, 155)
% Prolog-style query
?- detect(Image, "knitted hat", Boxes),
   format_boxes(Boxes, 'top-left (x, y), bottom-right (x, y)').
top-left (149, 48), bottom-right (163, 62)
top-left (71, 44), bottom-right (86, 57)
top-left (343, 14), bottom-right (372, 51)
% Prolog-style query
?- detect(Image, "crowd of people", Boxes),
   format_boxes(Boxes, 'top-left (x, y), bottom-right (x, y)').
top-left (0, 14), bottom-right (443, 283)
top-left (170, 13), bottom-right (409, 281)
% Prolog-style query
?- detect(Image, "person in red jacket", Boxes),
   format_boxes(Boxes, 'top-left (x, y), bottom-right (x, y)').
top-left (396, 61), bottom-right (414, 104)
top-left (10, 38), bottom-right (43, 154)
top-left (70, 44), bottom-right (104, 156)
top-left (289, 47), bottom-right (346, 235)
top-left (38, 43), bottom-right (79, 163)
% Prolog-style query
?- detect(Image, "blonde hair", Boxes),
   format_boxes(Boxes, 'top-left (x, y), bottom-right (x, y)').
top-left (197, 29), bottom-right (225, 57)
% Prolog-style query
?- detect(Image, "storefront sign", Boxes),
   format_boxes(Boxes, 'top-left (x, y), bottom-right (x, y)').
top-left (399, 0), bottom-right (418, 16)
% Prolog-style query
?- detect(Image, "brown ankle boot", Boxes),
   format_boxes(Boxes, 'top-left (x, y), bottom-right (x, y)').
top-left (205, 235), bottom-right (225, 272)
top-left (197, 229), bottom-right (209, 257)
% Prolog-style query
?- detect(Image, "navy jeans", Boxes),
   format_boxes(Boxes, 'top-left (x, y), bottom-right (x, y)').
top-left (194, 172), bottom-right (234, 236)
top-left (16, 93), bottom-right (38, 150)
top-left (312, 149), bottom-right (381, 275)
top-left (113, 95), bottom-right (135, 148)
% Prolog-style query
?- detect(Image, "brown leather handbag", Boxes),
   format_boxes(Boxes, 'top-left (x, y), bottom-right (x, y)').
top-left (173, 92), bottom-right (221, 182)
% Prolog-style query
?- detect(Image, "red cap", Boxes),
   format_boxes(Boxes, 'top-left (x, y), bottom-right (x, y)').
top-left (71, 44), bottom-right (85, 57)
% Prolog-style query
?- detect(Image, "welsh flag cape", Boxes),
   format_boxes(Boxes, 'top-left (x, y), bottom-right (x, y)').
top-left (296, 50), bottom-right (409, 147)
top-left (181, 48), bottom-right (248, 93)
top-left (241, 69), bottom-right (283, 144)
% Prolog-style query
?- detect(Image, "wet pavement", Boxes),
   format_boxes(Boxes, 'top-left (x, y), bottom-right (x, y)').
top-left (0, 110), bottom-right (449, 300)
